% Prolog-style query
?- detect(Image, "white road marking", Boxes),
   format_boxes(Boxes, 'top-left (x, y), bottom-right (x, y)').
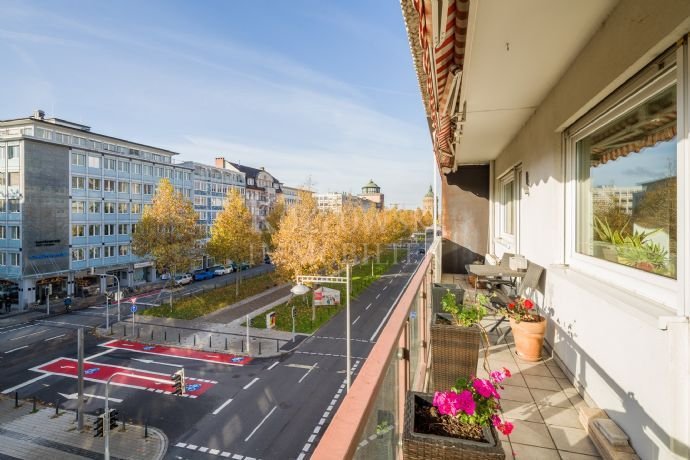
top-left (209, 449), bottom-right (220, 455)
top-left (199, 447), bottom-right (209, 453)
top-left (382, 285), bottom-right (387, 291)
top-left (308, 434), bottom-right (316, 443)
top-left (5, 346), bottom-right (28, 354)
top-left (365, 303), bottom-right (372, 310)
top-left (244, 406), bottom-right (277, 442)
top-left (1, 373), bottom-right (50, 394)
top-left (175, 442), bottom-right (186, 448)
top-left (352, 316), bottom-right (360, 325)
top-left (243, 377), bottom-right (259, 390)
top-left (285, 363), bottom-right (313, 370)
top-left (132, 358), bottom-right (183, 368)
top-left (267, 361), bottom-right (279, 370)
top-left (85, 348), bottom-right (115, 361)
top-left (212, 398), bottom-right (234, 415)
top-left (44, 334), bottom-right (66, 342)
top-left (10, 330), bottom-right (48, 341)
top-left (298, 364), bottom-right (316, 384)
top-left (318, 418), bottom-right (325, 425)
top-left (297, 454), bottom-right (306, 460)
top-left (375, 293), bottom-right (381, 299)
top-left (0, 325), bottom-right (33, 335)
top-left (187, 444), bottom-right (198, 450)
top-left (230, 454), bottom-right (240, 459)
top-left (58, 392), bottom-right (123, 403)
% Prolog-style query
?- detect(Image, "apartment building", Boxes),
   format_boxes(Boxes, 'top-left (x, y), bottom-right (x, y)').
top-left (315, 192), bottom-right (372, 213)
top-left (0, 111), bottom-right (193, 309)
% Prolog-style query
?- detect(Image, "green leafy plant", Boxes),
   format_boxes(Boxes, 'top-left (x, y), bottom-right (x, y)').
top-left (440, 290), bottom-right (488, 327)
top-left (594, 216), bottom-right (669, 273)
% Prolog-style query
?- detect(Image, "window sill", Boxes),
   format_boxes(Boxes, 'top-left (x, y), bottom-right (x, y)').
top-left (547, 264), bottom-right (680, 329)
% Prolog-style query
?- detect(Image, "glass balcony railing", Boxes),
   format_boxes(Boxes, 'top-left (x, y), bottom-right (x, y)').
top-left (313, 237), bottom-right (441, 459)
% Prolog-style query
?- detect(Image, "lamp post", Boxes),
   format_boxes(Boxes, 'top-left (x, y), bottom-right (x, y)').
top-left (291, 263), bottom-right (352, 391)
top-left (100, 274), bottom-right (121, 322)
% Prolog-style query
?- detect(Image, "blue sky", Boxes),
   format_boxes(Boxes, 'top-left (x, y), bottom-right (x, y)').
top-left (0, 0), bottom-right (435, 208)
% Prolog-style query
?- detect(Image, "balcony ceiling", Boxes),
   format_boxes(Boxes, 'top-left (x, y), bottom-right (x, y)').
top-left (455, 0), bottom-right (618, 165)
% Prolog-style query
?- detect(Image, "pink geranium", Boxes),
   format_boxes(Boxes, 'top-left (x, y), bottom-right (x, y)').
top-left (473, 378), bottom-right (500, 399)
top-left (491, 415), bottom-right (515, 435)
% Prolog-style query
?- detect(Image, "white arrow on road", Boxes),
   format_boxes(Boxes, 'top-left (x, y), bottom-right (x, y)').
top-left (59, 392), bottom-right (123, 403)
top-left (60, 365), bottom-right (75, 369)
top-left (131, 358), bottom-right (183, 368)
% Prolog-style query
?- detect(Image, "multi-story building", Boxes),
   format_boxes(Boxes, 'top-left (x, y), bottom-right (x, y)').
top-left (0, 110), bottom-right (193, 309)
top-left (315, 192), bottom-right (372, 213)
top-left (180, 161), bottom-right (246, 239)
top-left (280, 185), bottom-right (313, 208)
top-left (358, 179), bottom-right (384, 209)
top-left (592, 185), bottom-right (643, 215)
top-left (214, 158), bottom-right (282, 231)
top-left (422, 185), bottom-right (434, 214)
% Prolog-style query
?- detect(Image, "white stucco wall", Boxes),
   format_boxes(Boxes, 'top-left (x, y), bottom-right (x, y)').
top-left (491, 1), bottom-right (690, 458)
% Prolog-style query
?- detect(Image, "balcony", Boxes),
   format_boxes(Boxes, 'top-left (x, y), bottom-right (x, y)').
top-left (313, 240), bottom-right (605, 459)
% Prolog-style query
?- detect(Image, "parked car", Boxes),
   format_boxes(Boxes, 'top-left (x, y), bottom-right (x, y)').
top-left (208, 265), bottom-right (225, 276)
top-left (213, 265), bottom-right (232, 276)
top-left (192, 269), bottom-right (214, 281)
top-left (240, 262), bottom-right (250, 271)
top-left (174, 274), bottom-right (192, 286)
top-left (160, 272), bottom-right (171, 280)
top-left (228, 262), bottom-right (238, 272)
top-left (418, 248), bottom-right (426, 255)
top-left (264, 255), bottom-right (272, 264)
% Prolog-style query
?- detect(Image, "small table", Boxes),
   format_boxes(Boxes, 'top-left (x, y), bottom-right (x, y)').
top-left (466, 264), bottom-right (526, 290)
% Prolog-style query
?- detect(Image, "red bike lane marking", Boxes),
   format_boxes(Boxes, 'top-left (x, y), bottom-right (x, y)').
top-left (100, 339), bottom-right (252, 366)
top-left (31, 358), bottom-right (214, 398)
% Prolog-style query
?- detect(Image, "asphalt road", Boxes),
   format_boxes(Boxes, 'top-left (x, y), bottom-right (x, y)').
top-left (0, 246), bottom-right (426, 460)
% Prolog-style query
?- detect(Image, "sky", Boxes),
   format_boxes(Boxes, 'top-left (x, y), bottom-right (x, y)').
top-left (0, 0), bottom-right (436, 208)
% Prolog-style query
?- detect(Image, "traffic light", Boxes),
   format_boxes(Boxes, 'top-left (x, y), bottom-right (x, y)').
top-left (171, 369), bottom-right (185, 396)
top-left (108, 408), bottom-right (118, 430)
top-left (93, 413), bottom-right (104, 437)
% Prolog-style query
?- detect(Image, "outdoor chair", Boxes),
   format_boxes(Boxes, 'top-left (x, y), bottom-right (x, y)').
top-left (465, 252), bottom-right (515, 289)
top-left (486, 261), bottom-right (545, 344)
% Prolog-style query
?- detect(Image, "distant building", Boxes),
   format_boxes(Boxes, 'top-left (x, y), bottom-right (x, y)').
top-left (315, 192), bottom-right (372, 213)
top-left (423, 185), bottom-right (434, 214)
top-left (214, 158), bottom-right (281, 231)
top-left (359, 179), bottom-right (384, 210)
top-left (592, 185), bottom-right (643, 215)
top-left (280, 185), bottom-right (313, 209)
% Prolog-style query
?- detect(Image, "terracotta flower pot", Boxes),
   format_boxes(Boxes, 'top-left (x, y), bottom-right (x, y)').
top-left (509, 316), bottom-right (546, 362)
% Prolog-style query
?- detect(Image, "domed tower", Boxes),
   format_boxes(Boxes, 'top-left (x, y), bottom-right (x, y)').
top-left (359, 179), bottom-right (384, 210)
top-left (423, 185), bottom-right (434, 214)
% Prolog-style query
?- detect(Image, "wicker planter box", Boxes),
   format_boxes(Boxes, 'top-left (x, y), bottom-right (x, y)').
top-left (431, 313), bottom-right (481, 390)
top-left (403, 391), bottom-right (505, 460)
top-left (432, 284), bottom-right (465, 315)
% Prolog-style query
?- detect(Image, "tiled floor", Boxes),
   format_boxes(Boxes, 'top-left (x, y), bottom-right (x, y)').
top-left (441, 273), bottom-right (601, 459)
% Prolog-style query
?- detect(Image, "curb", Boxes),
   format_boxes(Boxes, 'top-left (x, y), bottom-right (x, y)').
top-left (148, 426), bottom-right (169, 460)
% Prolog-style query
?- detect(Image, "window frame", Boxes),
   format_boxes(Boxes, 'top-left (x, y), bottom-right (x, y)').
top-left (564, 48), bottom-right (680, 309)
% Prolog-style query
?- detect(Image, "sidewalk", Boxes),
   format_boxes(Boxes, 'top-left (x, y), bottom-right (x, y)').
top-left (96, 284), bottom-right (306, 358)
top-left (0, 396), bottom-right (166, 460)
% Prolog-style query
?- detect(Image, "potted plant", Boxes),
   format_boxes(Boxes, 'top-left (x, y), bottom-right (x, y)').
top-left (432, 283), bottom-right (465, 315)
top-left (499, 297), bottom-right (546, 362)
top-left (403, 369), bottom-right (513, 459)
top-left (431, 290), bottom-right (488, 390)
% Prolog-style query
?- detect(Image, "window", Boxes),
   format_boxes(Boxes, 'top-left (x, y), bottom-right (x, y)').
top-left (144, 184), bottom-right (153, 195)
top-left (0, 227), bottom-right (5, 239)
top-left (119, 245), bottom-right (129, 256)
top-left (71, 153), bottom-right (86, 167)
top-left (104, 158), bottom-right (116, 170)
top-left (89, 201), bottom-right (101, 213)
top-left (131, 223), bottom-right (138, 234)
top-left (194, 196), bottom-right (205, 206)
top-left (88, 156), bottom-right (101, 168)
top-left (156, 167), bottom-right (164, 177)
top-left (131, 203), bottom-right (142, 214)
top-left (72, 176), bottom-right (85, 190)
top-left (0, 253), bottom-right (5, 265)
top-left (88, 224), bottom-right (100, 236)
top-left (89, 247), bottom-right (101, 259)
top-left (72, 201), bottom-right (86, 213)
top-left (7, 199), bottom-right (19, 212)
top-left (574, 84), bottom-right (677, 279)
top-left (8, 172), bottom-right (19, 187)
top-left (118, 202), bottom-right (129, 214)
top-left (143, 165), bottom-right (153, 176)
top-left (88, 178), bottom-right (101, 191)
top-left (104, 179), bottom-right (115, 192)
top-left (104, 246), bottom-right (115, 258)
top-left (9, 253), bottom-right (20, 266)
top-left (132, 183), bottom-right (142, 194)
top-left (71, 248), bottom-right (85, 261)
top-left (132, 163), bottom-right (142, 174)
top-left (7, 145), bottom-right (19, 160)
top-left (118, 181), bottom-right (130, 193)
top-left (118, 224), bottom-right (129, 235)
top-left (9, 226), bottom-right (19, 239)
top-left (498, 171), bottom-right (518, 238)
top-left (104, 224), bottom-right (115, 235)
top-left (72, 225), bottom-right (86, 237)
top-left (104, 202), bottom-right (115, 214)
top-left (118, 161), bottom-right (130, 173)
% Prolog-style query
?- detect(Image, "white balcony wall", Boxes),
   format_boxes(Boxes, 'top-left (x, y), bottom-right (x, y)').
top-left (490, 1), bottom-right (690, 459)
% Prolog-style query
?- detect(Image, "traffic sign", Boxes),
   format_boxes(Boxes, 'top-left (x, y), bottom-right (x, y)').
top-left (131, 305), bottom-right (137, 313)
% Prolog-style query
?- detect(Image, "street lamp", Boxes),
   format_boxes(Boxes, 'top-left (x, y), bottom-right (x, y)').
top-left (292, 264), bottom-right (352, 391)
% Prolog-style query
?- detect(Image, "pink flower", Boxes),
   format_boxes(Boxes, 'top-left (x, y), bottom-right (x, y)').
top-left (490, 367), bottom-right (512, 384)
top-left (473, 378), bottom-right (500, 399)
top-left (457, 389), bottom-right (476, 415)
top-left (491, 415), bottom-right (514, 435)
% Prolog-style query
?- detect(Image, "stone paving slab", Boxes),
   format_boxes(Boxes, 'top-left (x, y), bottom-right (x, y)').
top-left (0, 397), bottom-right (166, 460)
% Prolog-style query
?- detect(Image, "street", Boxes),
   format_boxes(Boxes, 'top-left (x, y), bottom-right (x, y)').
top-left (0, 248), bottom-right (425, 460)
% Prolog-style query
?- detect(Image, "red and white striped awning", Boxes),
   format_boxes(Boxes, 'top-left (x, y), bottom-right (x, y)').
top-left (410, 0), bottom-right (469, 169)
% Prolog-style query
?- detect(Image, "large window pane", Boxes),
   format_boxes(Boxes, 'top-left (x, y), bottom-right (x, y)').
top-left (576, 85), bottom-right (677, 278)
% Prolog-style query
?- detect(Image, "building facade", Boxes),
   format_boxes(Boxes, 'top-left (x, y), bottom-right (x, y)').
top-left (0, 111), bottom-right (193, 309)
top-left (315, 192), bottom-right (372, 213)
top-left (422, 185), bottom-right (433, 214)
top-left (358, 179), bottom-right (384, 209)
